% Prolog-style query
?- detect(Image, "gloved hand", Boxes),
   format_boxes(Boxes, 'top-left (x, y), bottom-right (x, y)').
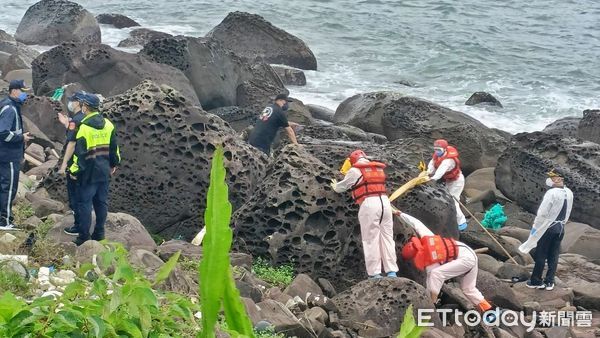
top-left (330, 179), bottom-right (337, 190)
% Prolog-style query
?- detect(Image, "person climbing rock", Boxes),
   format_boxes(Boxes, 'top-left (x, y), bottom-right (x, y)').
top-left (397, 210), bottom-right (493, 314)
top-left (330, 150), bottom-right (398, 279)
top-left (247, 93), bottom-right (299, 156)
top-left (70, 94), bottom-right (121, 246)
top-left (427, 139), bottom-right (468, 231)
top-left (57, 91), bottom-right (87, 236)
top-left (0, 80), bottom-right (34, 231)
top-left (520, 169), bottom-right (573, 291)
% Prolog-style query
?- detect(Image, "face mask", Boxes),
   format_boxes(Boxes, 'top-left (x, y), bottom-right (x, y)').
top-left (67, 101), bottom-right (75, 113)
top-left (17, 92), bottom-right (28, 103)
top-left (282, 102), bottom-right (289, 111)
top-left (434, 149), bottom-right (444, 157)
top-left (545, 178), bottom-right (555, 187)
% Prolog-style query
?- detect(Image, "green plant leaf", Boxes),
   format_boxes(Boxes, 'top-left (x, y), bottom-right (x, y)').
top-left (397, 304), bottom-right (427, 338)
top-left (88, 316), bottom-right (106, 337)
top-left (0, 292), bottom-right (26, 323)
top-left (154, 251), bottom-right (181, 286)
top-left (199, 146), bottom-right (255, 338)
top-left (222, 267), bottom-right (254, 336)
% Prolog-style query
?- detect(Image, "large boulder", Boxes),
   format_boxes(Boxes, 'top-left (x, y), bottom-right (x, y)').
top-left (208, 106), bottom-right (255, 132)
top-left (272, 66), bottom-right (306, 86)
top-left (306, 104), bottom-right (335, 122)
top-left (15, 0), bottom-right (101, 45)
top-left (556, 254), bottom-right (600, 310)
top-left (333, 92), bottom-right (507, 174)
top-left (577, 109), bottom-right (600, 144)
top-left (542, 116), bottom-right (581, 138)
top-left (207, 11), bottom-right (317, 70)
top-left (96, 13), bottom-right (140, 29)
top-left (117, 28), bottom-right (172, 48)
top-left (560, 222), bottom-right (600, 262)
top-left (332, 278), bottom-right (439, 337)
top-left (233, 142), bottom-right (458, 289)
top-left (43, 81), bottom-right (266, 240)
top-left (32, 42), bottom-right (199, 103)
top-left (464, 91), bottom-right (503, 107)
top-left (47, 212), bottom-right (156, 251)
top-left (21, 96), bottom-right (65, 144)
top-left (476, 270), bottom-right (523, 310)
top-left (140, 36), bottom-right (286, 111)
top-left (495, 132), bottom-right (600, 228)
top-left (3, 69), bottom-right (32, 84)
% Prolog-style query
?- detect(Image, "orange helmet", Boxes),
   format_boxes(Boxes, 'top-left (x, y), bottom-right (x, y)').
top-left (349, 150), bottom-right (367, 165)
top-left (434, 139), bottom-right (448, 149)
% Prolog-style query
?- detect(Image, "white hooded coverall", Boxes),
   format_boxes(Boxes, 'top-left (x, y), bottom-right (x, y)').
top-left (332, 158), bottom-right (399, 276)
top-left (428, 158), bottom-right (467, 226)
top-left (519, 186), bottom-right (574, 254)
top-left (400, 213), bottom-right (485, 306)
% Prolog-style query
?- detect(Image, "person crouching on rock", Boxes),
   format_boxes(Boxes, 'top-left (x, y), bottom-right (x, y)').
top-left (396, 210), bottom-right (493, 313)
top-left (427, 139), bottom-right (468, 231)
top-left (247, 93), bottom-right (299, 156)
top-left (519, 169), bottom-right (573, 291)
top-left (330, 150), bottom-right (399, 279)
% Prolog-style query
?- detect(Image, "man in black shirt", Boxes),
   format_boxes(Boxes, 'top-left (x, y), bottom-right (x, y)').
top-left (248, 94), bottom-right (298, 155)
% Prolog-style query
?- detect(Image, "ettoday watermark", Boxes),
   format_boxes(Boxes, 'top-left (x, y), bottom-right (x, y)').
top-left (417, 308), bottom-right (593, 332)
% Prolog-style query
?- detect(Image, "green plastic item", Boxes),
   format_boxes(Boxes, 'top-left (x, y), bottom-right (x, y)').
top-left (481, 203), bottom-right (507, 230)
top-left (50, 87), bottom-right (64, 101)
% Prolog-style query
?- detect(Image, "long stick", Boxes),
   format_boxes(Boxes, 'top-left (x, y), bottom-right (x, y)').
top-left (452, 196), bottom-right (520, 265)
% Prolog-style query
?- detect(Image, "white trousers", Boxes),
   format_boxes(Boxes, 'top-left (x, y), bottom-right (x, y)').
top-left (358, 196), bottom-right (399, 276)
top-left (426, 244), bottom-right (485, 306)
top-left (446, 174), bottom-right (467, 225)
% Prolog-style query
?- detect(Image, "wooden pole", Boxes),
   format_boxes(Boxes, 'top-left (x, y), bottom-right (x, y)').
top-left (453, 196), bottom-right (520, 265)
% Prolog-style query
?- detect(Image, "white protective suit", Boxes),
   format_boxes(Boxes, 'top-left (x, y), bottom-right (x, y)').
top-left (400, 213), bottom-right (485, 305)
top-left (519, 186), bottom-right (574, 254)
top-left (332, 158), bottom-right (399, 276)
top-left (428, 158), bottom-right (467, 226)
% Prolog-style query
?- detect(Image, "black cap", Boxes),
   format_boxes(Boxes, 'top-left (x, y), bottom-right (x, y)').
top-left (274, 94), bottom-right (293, 102)
top-left (8, 80), bottom-right (30, 91)
top-left (68, 91), bottom-right (86, 101)
top-left (80, 93), bottom-right (100, 108)
top-left (547, 168), bottom-right (564, 178)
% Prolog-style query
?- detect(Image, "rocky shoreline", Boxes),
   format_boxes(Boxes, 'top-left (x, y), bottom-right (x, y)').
top-left (1, 1), bottom-right (600, 337)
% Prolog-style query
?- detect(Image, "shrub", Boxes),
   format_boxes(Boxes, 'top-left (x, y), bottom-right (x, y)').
top-left (252, 257), bottom-right (295, 288)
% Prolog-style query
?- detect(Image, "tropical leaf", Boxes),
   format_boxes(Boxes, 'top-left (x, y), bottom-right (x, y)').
top-left (397, 304), bottom-right (427, 338)
top-left (154, 251), bottom-right (181, 286)
top-left (199, 146), bottom-right (255, 338)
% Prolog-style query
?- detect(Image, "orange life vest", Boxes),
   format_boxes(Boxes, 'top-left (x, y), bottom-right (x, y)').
top-left (432, 146), bottom-right (462, 181)
top-left (351, 161), bottom-right (387, 205)
top-left (405, 235), bottom-right (459, 271)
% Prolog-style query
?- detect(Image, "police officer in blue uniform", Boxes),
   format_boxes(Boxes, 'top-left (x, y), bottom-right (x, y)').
top-left (69, 94), bottom-right (121, 245)
top-left (0, 80), bottom-right (34, 230)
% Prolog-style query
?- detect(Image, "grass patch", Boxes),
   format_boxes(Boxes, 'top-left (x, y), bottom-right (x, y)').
top-left (252, 257), bottom-right (295, 288)
top-left (29, 217), bottom-right (64, 268)
top-left (0, 266), bottom-right (31, 297)
top-left (255, 328), bottom-right (286, 338)
top-left (179, 257), bottom-right (200, 273)
top-left (12, 202), bottom-right (34, 225)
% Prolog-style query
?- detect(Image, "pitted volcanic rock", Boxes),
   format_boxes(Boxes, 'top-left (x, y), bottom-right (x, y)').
top-left (44, 81), bottom-right (267, 239)
top-left (496, 131), bottom-right (600, 228)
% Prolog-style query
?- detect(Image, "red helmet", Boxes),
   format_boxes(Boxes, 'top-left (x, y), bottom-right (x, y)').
top-left (349, 150), bottom-right (367, 165)
top-left (434, 139), bottom-right (448, 149)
